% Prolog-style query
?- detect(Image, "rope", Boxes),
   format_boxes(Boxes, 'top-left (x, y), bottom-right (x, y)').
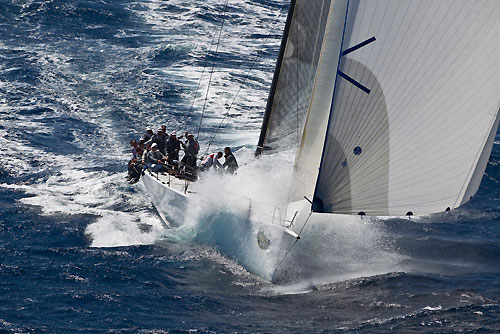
top-left (274, 212), bottom-right (312, 272)
top-left (202, 10), bottom-right (285, 157)
top-left (196, 0), bottom-right (230, 139)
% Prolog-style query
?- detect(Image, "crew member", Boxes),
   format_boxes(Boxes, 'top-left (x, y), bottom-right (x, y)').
top-left (127, 157), bottom-right (142, 184)
top-left (181, 133), bottom-right (199, 168)
top-left (127, 139), bottom-right (141, 182)
top-left (221, 147), bottom-right (238, 174)
top-left (200, 152), bottom-right (222, 171)
top-left (151, 127), bottom-right (167, 155)
top-left (143, 128), bottom-right (154, 143)
top-left (130, 139), bottom-right (139, 159)
top-left (166, 132), bottom-right (181, 163)
top-left (146, 143), bottom-right (166, 173)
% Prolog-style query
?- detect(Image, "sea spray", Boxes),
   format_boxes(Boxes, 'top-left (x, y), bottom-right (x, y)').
top-left (151, 148), bottom-right (404, 282)
top-left (168, 148), bottom-right (297, 279)
top-left (273, 214), bottom-right (405, 284)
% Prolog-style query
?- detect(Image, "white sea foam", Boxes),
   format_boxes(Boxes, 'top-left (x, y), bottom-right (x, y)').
top-left (423, 305), bottom-right (443, 311)
top-left (0, 98), bottom-right (165, 248)
top-left (128, 0), bottom-right (283, 133)
top-left (0, 152), bottom-right (166, 248)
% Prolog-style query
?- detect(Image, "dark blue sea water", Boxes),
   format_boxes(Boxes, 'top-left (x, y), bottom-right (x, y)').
top-left (1, 1), bottom-right (500, 333)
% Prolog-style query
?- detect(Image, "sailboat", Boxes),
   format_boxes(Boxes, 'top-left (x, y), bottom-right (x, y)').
top-left (143, 0), bottom-right (500, 278)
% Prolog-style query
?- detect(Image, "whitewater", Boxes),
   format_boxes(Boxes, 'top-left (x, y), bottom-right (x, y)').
top-left (1, 0), bottom-right (499, 333)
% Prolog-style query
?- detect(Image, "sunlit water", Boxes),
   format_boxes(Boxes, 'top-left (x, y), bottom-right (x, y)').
top-left (1, 1), bottom-right (500, 333)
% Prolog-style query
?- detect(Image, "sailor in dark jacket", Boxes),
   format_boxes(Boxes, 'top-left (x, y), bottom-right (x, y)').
top-left (222, 147), bottom-right (238, 174)
top-left (151, 127), bottom-right (167, 155)
top-left (181, 133), bottom-right (199, 168)
top-left (143, 128), bottom-right (154, 143)
top-left (166, 132), bottom-right (181, 163)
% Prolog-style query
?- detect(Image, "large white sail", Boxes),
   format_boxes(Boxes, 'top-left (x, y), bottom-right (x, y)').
top-left (311, 0), bottom-right (500, 216)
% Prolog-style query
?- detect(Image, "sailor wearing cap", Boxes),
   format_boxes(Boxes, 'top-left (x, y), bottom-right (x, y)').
top-left (143, 128), bottom-right (154, 143)
top-left (150, 127), bottom-right (168, 155)
top-left (166, 131), bottom-right (181, 163)
top-left (145, 143), bottom-right (166, 172)
top-left (181, 133), bottom-right (200, 168)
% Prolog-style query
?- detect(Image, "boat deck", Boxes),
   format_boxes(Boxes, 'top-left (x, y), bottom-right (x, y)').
top-left (144, 169), bottom-right (196, 196)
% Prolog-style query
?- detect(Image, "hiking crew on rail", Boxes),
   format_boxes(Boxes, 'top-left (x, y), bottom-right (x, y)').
top-left (126, 126), bottom-right (238, 183)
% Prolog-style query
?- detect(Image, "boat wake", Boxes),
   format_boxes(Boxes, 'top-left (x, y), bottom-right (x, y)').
top-left (0, 129), bottom-right (449, 287)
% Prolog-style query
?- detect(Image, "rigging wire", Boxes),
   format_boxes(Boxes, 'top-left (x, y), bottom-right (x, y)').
top-left (186, 5), bottom-right (227, 117)
top-left (274, 212), bottom-right (312, 272)
top-left (202, 10), bottom-right (285, 157)
top-left (196, 0), bottom-right (230, 139)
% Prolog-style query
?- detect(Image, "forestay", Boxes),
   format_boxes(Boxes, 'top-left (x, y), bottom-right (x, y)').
top-left (312, 0), bottom-right (500, 216)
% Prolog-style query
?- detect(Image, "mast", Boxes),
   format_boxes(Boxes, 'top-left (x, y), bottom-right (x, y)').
top-left (256, 0), bottom-right (296, 156)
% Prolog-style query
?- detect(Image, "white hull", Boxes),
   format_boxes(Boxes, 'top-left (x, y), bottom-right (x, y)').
top-left (142, 170), bottom-right (191, 227)
top-left (142, 170), bottom-right (299, 279)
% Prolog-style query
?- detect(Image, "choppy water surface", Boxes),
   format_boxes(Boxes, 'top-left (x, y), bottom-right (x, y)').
top-left (1, 1), bottom-right (499, 333)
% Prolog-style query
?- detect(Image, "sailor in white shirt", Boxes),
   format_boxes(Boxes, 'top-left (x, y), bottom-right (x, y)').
top-left (200, 151), bottom-right (223, 171)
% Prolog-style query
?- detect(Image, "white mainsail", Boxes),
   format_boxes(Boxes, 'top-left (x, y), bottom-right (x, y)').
top-left (259, 0), bottom-right (500, 217)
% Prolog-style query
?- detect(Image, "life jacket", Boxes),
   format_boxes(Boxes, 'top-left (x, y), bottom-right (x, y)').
top-left (203, 153), bottom-right (216, 164)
